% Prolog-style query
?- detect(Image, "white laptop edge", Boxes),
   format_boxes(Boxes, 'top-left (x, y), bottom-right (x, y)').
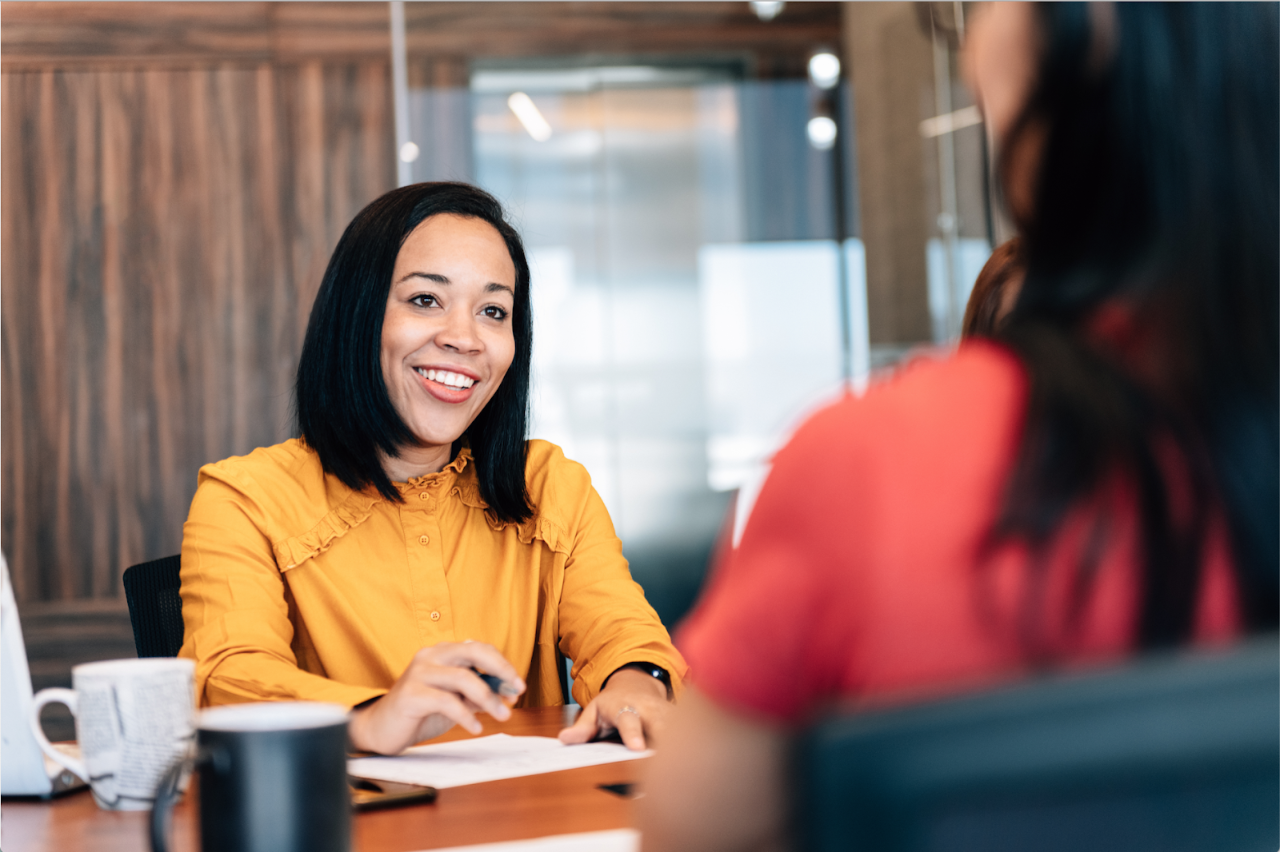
top-left (2, 553), bottom-right (85, 796)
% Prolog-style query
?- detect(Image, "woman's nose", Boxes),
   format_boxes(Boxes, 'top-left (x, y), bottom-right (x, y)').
top-left (436, 308), bottom-right (482, 353)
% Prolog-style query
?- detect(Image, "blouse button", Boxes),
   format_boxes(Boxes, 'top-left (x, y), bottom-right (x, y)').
top-left (430, 610), bottom-right (441, 621)
top-left (418, 492), bottom-right (429, 501)
top-left (419, 535), bottom-right (430, 546)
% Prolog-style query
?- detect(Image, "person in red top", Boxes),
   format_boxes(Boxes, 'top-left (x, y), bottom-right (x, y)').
top-left (678, 344), bottom-right (1240, 724)
top-left (638, 4), bottom-right (1278, 851)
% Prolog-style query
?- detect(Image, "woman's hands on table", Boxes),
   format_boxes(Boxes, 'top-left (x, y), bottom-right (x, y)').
top-left (347, 646), bottom-right (671, 754)
top-left (348, 641), bottom-right (525, 755)
top-left (558, 666), bottom-right (672, 751)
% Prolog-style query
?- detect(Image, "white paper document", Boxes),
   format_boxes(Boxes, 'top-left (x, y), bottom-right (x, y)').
top-left (348, 733), bottom-right (650, 789)
top-left (412, 828), bottom-right (639, 852)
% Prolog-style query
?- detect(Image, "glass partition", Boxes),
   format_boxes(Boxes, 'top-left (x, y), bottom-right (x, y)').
top-left (405, 65), bottom-right (864, 625)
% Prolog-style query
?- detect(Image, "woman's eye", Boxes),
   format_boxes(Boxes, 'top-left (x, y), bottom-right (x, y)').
top-left (410, 294), bottom-right (439, 308)
top-left (482, 306), bottom-right (509, 320)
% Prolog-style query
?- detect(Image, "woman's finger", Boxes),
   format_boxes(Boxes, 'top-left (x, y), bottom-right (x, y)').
top-left (613, 704), bottom-right (647, 751)
top-left (421, 665), bottom-right (513, 721)
top-left (557, 700), bottom-right (601, 744)
top-left (408, 687), bottom-right (483, 736)
top-left (424, 642), bottom-right (526, 695)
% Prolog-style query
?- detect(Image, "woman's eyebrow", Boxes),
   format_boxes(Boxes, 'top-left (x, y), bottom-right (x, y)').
top-left (394, 273), bottom-right (512, 297)
top-left (397, 271), bottom-right (449, 285)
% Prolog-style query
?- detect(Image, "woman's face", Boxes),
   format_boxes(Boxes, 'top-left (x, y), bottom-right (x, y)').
top-left (380, 213), bottom-right (517, 455)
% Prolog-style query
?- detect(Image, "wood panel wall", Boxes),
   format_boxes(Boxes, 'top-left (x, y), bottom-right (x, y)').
top-left (2, 11), bottom-right (396, 609)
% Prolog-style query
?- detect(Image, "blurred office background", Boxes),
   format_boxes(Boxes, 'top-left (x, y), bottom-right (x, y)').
top-left (1, 2), bottom-right (1001, 730)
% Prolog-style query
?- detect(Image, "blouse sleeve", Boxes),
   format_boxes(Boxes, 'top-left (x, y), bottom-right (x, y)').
top-left (179, 471), bottom-right (386, 709)
top-left (547, 462), bottom-right (688, 705)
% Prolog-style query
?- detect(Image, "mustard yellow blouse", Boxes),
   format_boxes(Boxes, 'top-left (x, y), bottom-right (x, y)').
top-left (178, 438), bottom-right (686, 709)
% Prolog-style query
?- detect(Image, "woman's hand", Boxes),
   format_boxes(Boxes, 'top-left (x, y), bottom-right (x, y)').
top-left (348, 641), bottom-right (525, 755)
top-left (558, 667), bottom-right (671, 751)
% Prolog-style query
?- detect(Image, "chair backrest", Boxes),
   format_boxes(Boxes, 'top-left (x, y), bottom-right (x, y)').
top-left (121, 555), bottom-right (185, 658)
top-left (795, 638), bottom-right (1279, 852)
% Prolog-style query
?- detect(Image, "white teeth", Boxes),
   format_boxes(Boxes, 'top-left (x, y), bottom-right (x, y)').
top-left (418, 368), bottom-right (475, 389)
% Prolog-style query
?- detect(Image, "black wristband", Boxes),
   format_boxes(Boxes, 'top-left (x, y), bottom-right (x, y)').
top-left (607, 661), bottom-right (673, 700)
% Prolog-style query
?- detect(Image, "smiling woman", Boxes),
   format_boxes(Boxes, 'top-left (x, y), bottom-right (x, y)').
top-left (179, 183), bottom-right (685, 755)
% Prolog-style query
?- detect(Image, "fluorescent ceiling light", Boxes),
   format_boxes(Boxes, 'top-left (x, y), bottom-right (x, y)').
top-left (508, 92), bottom-right (552, 142)
top-left (919, 105), bottom-right (983, 138)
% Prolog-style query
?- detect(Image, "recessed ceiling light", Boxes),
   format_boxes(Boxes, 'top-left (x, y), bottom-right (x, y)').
top-left (807, 116), bottom-right (837, 150)
top-left (808, 52), bottom-right (841, 90)
top-left (750, 1), bottom-right (785, 22)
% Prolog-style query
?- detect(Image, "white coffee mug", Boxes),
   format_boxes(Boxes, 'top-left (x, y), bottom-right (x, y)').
top-left (29, 657), bottom-right (196, 810)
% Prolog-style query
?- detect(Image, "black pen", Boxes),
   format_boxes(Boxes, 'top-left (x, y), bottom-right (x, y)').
top-left (471, 667), bottom-right (521, 697)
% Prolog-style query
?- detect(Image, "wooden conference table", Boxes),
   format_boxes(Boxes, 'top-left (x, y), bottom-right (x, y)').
top-left (1, 706), bottom-right (644, 852)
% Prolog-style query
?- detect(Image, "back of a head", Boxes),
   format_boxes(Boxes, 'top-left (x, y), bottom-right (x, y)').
top-left (993, 3), bottom-right (1278, 648)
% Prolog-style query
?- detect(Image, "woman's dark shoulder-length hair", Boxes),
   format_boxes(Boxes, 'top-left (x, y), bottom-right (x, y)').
top-left (991, 3), bottom-right (1278, 650)
top-left (962, 236), bottom-right (1024, 339)
top-left (295, 182), bottom-right (533, 523)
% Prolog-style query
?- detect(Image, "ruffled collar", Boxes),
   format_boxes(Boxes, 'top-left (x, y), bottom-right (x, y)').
top-left (394, 445), bottom-right (473, 493)
top-left (272, 443), bottom-right (570, 570)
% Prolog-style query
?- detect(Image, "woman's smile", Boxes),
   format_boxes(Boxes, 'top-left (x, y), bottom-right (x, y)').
top-left (414, 365), bottom-right (480, 402)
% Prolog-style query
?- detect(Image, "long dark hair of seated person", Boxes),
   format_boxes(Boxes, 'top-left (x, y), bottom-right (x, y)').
top-left (989, 3), bottom-right (1278, 652)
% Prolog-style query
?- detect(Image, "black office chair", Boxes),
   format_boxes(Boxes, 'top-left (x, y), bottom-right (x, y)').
top-left (122, 554), bottom-right (185, 658)
top-left (795, 637), bottom-right (1279, 852)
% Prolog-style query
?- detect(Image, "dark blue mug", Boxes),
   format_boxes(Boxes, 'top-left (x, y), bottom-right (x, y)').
top-left (151, 702), bottom-right (351, 852)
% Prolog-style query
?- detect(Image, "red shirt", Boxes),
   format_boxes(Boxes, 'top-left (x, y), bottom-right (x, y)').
top-left (677, 342), bottom-right (1238, 723)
